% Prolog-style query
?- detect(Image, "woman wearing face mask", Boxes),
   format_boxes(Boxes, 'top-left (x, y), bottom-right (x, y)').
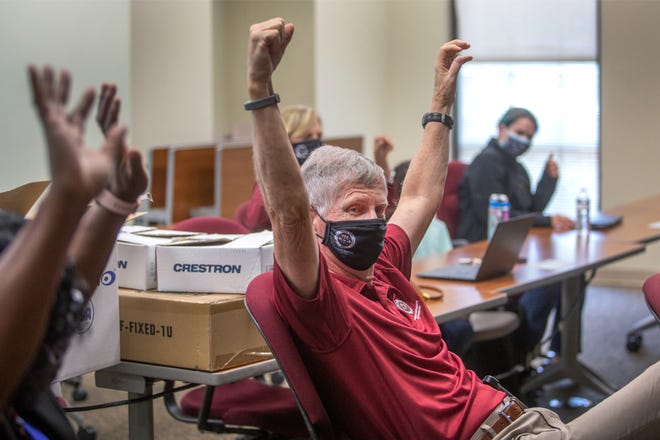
top-left (456, 107), bottom-right (577, 366)
top-left (457, 107), bottom-right (574, 242)
top-left (235, 104), bottom-right (324, 232)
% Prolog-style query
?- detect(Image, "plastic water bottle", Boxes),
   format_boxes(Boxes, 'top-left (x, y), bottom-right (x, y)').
top-left (576, 188), bottom-right (591, 234)
top-left (487, 194), bottom-right (499, 240)
top-left (499, 194), bottom-right (510, 222)
top-left (487, 193), bottom-right (506, 240)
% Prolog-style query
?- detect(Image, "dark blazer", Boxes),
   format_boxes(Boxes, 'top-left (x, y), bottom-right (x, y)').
top-left (457, 139), bottom-right (557, 242)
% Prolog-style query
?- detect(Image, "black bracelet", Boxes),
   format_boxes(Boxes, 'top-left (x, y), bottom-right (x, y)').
top-left (422, 112), bottom-right (454, 130)
top-left (244, 93), bottom-right (280, 111)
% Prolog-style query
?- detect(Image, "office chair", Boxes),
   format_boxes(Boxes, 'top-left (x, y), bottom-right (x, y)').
top-left (245, 272), bottom-right (346, 440)
top-left (170, 216), bottom-right (250, 234)
top-left (643, 273), bottom-right (660, 327)
top-left (627, 273), bottom-right (660, 351)
top-left (437, 160), bottom-right (469, 247)
top-left (625, 315), bottom-right (657, 352)
top-left (624, 273), bottom-right (660, 351)
top-left (163, 378), bottom-right (306, 438)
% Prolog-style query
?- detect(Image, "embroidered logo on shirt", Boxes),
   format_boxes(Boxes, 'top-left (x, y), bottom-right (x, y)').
top-left (394, 299), bottom-right (413, 314)
top-left (394, 299), bottom-right (421, 320)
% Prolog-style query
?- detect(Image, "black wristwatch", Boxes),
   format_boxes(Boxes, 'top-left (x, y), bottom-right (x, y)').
top-left (244, 93), bottom-right (280, 111)
top-left (422, 112), bottom-right (454, 130)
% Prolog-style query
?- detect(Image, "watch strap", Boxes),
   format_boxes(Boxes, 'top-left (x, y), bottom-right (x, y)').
top-left (422, 112), bottom-right (454, 129)
top-left (244, 93), bottom-right (281, 111)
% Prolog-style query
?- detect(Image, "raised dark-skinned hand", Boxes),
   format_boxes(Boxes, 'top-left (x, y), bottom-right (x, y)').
top-left (95, 82), bottom-right (148, 203)
top-left (28, 65), bottom-right (112, 204)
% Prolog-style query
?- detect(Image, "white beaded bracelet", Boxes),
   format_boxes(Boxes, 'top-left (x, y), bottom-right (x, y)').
top-left (95, 189), bottom-right (139, 216)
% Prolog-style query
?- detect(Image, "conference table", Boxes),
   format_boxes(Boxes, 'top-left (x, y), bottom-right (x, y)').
top-left (420, 283), bottom-right (508, 324)
top-left (413, 228), bottom-right (645, 396)
top-left (598, 194), bottom-right (660, 244)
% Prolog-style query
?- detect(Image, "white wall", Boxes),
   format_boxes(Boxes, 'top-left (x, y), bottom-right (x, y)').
top-left (382, 1), bottom-right (452, 166)
top-left (218, 1), bottom-right (315, 140)
top-left (315, 1), bottom-right (451, 164)
top-left (0, 0), bottom-right (130, 192)
top-left (315, 1), bottom-right (388, 158)
top-left (601, 0), bottom-right (660, 209)
top-left (597, 0), bottom-right (660, 281)
top-left (130, 1), bottom-right (214, 149)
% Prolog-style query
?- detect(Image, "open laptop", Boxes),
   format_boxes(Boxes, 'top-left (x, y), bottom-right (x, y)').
top-left (416, 214), bottom-right (535, 282)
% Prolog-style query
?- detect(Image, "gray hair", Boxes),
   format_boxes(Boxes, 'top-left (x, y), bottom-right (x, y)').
top-left (301, 145), bottom-right (386, 216)
top-left (498, 107), bottom-right (538, 132)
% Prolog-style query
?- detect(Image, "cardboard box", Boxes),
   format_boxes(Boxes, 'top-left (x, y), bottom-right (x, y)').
top-left (156, 231), bottom-right (274, 294)
top-left (0, 180), bottom-right (50, 217)
top-left (119, 288), bottom-right (272, 371)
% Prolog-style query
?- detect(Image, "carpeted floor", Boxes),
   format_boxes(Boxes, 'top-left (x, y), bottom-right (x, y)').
top-left (63, 284), bottom-right (660, 439)
top-left (530, 284), bottom-right (660, 421)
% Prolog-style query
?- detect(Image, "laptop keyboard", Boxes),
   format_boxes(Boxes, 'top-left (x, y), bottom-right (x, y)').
top-left (428, 263), bottom-right (481, 280)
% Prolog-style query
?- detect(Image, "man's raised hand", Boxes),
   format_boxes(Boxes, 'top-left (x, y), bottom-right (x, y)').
top-left (247, 18), bottom-right (295, 94)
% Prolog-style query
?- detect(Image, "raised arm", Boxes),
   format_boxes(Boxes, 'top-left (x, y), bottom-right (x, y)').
top-left (247, 18), bottom-right (319, 298)
top-left (0, 66), bottom-right (114, 409)
top-left (374, 136), bottom-right (399, 219)
top-left (68, 83), bottom-right (148, 295)
top-left (389, 40), bottom-right (471, 253)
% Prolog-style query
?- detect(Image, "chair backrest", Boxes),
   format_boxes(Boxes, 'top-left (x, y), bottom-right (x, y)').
top-left (642, 273), bottom-right (660, 325)
top-left (171, 144), bottom-right (218, 223)
top-left (171, 216), bottom-right (249, 234)
top-left (144, 145), bottom-right (173, 225)
top-left (245, 272), bottom-right (339, 440)
top-left (437, 160), bottom-right (468, 239)
top-left (218, 142), bottom-right (256, 218)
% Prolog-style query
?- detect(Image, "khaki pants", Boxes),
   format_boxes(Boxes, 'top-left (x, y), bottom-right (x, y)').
top-left (493, 361), bottom-right (660, 439)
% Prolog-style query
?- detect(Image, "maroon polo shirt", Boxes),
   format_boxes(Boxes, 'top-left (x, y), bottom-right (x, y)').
top-left (273, 224), bottom-right (503, 439)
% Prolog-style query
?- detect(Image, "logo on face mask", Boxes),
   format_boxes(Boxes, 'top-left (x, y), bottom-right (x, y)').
top-left (334, 230), bottom-right (357, 249)
top-left (292, 139), bottom-right (323, 165)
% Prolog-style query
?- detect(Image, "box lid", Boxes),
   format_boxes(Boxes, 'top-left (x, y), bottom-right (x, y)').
top-left (0, 181), bottom-right (50, 217)
top-left (119, 288), bottom-right (246, 308)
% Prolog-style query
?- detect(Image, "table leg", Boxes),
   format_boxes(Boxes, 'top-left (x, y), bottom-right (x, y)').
top-left (95, 369), bottom-right (156, 440)
top-left (520, 276), bottom-right (616, 396)
top-left (128, 380), bottom-right (154, 440)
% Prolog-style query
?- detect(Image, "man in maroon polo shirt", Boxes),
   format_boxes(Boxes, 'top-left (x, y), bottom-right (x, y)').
top-left (245, 17), bottom-right (660, 440)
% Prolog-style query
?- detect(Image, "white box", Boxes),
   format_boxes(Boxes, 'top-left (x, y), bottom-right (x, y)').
top-left (116, 230), bottom-right (173, 290)
top-left (57, 248), bottom-right (120, 381)
top-left (157, 231), bottom-right (274, 294)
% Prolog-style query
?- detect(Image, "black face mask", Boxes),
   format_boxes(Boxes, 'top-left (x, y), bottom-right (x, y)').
top-left (292, 139), bottom-right (323, 165)
top-left (316, 210), bottom-right (387, 271)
